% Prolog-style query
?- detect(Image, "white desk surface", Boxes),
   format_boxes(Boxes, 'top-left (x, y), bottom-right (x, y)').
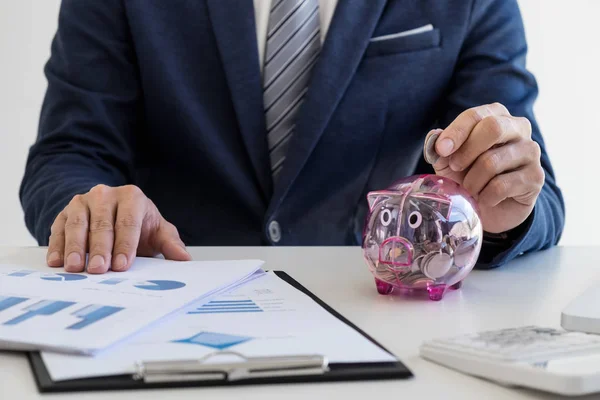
top-left (0, 245), bottom-right (598, 400)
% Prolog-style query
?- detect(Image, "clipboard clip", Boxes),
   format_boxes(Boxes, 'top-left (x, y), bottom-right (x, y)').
top-left (133, 351), bottom-right (329, 383)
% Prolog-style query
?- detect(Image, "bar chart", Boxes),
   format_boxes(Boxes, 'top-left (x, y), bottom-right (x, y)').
top-left (4, 300), bottom-right (75, 325)
top-left (67, 305), bottom-right (125, 330)
top-left (188, 299), bottom-right (263, 314)
top-left (0, 299), bottom-right (125, 330)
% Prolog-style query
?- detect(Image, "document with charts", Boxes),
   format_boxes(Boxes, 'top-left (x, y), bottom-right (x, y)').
top-left (0, 258), bottom-right (264, 355)
top-left (42, 271), bottom-right (396, 381)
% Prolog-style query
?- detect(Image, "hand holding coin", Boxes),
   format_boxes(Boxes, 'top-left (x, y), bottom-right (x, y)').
top-left (422, 103), bottom-right (544, 234)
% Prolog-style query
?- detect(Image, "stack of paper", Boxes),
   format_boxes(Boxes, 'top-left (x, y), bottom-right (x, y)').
top-left (41, 271), bottom-right (397, 382)
top-left (0, 257), bottom-right (264, 355)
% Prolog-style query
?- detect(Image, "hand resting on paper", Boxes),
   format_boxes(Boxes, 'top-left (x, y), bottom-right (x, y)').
top-left (46, 184), bottom-right (192, 273)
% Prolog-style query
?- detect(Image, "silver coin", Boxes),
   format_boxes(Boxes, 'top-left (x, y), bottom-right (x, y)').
top-left (422, 252), bottom-right (453, 279)
top-left (424, 130), bottom-right (441, 165)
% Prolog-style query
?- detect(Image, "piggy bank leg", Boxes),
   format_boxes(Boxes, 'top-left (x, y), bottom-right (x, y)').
top-left (427, 284), bottom-right (447, 301)
top-left (375, 278), bottom-right (393, 295)
top-left (450, 281), bottom-right (463, 290)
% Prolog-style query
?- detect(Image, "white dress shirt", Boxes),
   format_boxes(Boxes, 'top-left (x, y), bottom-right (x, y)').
top-left (253, 0), bottom-right (339, 73)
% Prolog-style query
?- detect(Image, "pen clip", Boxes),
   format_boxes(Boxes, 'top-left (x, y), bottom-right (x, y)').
top-left (134, 351), bottom-right (329, 383)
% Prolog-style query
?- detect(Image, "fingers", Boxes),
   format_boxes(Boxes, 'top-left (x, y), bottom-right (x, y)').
top-left (435, 103), bottom-right (510, 158)
top-left (63, 195), bottom-right (89, 272)
top-left (46, 184), bottom-right (188, 274)
top-left (111, 186), bottom-right (146, 271)
top-left (462, 140), bottom-right (541, 198)
top-left (47, 211), bottom-right (67, 267)
top-left (479, 163), bottom-right (545, 208)
top-left (86, 185), bottom-right (117, 274)
top-left (154, 220), bottom-right (192, 261)
top-left (448, 115), bottom-right (531, 172)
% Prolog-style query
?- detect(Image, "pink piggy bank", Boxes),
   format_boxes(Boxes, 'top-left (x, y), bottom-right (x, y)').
top-left (362, 174), bottom-right (482, 301)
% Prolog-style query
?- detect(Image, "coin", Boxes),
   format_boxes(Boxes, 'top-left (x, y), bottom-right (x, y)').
top-left (424, 129), bottom-right (442, 165)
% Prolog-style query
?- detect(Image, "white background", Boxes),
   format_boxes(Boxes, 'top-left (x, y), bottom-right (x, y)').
top-left (0, 0), bottom-right (597, 246)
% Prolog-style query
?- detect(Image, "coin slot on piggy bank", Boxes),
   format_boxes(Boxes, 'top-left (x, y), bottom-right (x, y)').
top-left (362, 174), bottom-right (483, 301)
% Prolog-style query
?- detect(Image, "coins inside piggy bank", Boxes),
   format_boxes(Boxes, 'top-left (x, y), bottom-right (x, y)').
top-left (424, 130), bottom-right (441, 165)
top-left (362, 174), bottom-right (483, 301)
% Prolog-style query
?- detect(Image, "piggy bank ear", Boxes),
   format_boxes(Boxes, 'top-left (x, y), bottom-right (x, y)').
top-left (367, 191), bottom-right (392, 211)
top-left (409, 193), bottom-right (451, 220)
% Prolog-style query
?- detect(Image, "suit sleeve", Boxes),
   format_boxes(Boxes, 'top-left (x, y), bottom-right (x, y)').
top-left (427, 0), bottom-right (565, 268)
top-left (19, 0), bottom-right (140, 245)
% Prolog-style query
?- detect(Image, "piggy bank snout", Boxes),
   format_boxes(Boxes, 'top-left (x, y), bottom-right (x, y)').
top-left (378, 237), bottom-right (414, 268)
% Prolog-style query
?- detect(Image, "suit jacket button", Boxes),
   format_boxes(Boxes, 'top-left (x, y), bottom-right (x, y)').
top-left (268, 220), bottom-right (282, 243)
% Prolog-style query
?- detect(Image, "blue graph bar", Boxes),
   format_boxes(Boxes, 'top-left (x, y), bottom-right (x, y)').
top-left (67, 305), bottom-right (124, 330)
top-left (207, 300), bottom-right (255, 304)
top-left (0, 296), bottom-right (28, 312)
top-left (188, 309), bottom-right (264, 314)
top-left (4, 300), bottom-right (75, 325)
top-left (188, 300), bottom-right (263, 314)
top-left (8, 270), bottom-right (35, 277)
top-left (98, 278), bottom-right (125, 285)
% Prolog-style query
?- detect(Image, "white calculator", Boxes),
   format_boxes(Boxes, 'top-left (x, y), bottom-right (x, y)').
top-left (419, 326), bottom-right (600, 396)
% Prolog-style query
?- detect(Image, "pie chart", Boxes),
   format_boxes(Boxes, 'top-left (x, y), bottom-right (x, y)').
top-left (133, 280), bottom-right (186, 291)
top-left (40, 273), bottom-right (87, 282)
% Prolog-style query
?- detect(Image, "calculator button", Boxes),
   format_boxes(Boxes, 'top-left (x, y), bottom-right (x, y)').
top-left (424, 326), bottom-right (600, 363)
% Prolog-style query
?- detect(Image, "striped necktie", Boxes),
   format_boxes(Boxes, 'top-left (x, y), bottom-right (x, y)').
top-left (263, 0), bottom-right (321, 180)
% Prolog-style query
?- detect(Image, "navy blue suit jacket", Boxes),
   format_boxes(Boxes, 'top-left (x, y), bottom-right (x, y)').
top-left (20, 0), bottom-right (565, 268)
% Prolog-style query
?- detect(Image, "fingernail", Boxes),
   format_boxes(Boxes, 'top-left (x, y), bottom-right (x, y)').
top-left (114, 254), bottom-right (128, 271)
top-left (48, 251), bottom-right (61, 264)
top-left (437, 138), bottom-right (454, 156)
top-left (88, 255), bottom-right (105, 272)
top-left (66, 252), bottom-right (81, 269)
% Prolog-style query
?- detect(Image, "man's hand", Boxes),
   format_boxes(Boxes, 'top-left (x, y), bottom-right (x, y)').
top-left (46, 185), bottom-right (191, 273)
top-left (429, 103), bottom-right (545, 234)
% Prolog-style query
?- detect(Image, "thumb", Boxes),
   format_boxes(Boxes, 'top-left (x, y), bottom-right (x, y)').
top-left (425, 129), bottom-right (465, 185)
top-left (153, 220), bottom-right (192, 261)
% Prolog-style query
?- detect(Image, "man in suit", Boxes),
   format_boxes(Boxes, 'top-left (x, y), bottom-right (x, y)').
top-left (20, 0), bottom-right (564, 274)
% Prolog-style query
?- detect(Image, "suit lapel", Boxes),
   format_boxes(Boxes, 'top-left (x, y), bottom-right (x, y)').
top-left (271, 0), bottom-right (388, 199)
top-left (206, 0), bottom-right (272, 199)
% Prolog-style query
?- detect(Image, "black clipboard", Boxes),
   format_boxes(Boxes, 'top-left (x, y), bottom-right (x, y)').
top-left (27, 271), bottom-right (412, 393)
